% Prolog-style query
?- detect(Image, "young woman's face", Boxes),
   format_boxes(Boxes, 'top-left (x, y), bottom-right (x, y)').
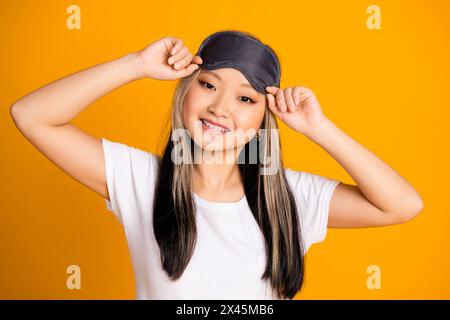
top-left (182, 68), bottom-right (266, 153)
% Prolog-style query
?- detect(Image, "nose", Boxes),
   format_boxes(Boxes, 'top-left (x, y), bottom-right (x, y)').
top-left (207, 94), bottom-right (231, 118)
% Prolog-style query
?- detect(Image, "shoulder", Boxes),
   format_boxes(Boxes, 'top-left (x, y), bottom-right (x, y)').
top-left (283, 167), bottom-right (339, 195)
top-left (100, 137), bottom-right (161, 224)
top-left (101, 137), bottom-right (161, 176)
top-left (283, 167), bottom-right (341, 253)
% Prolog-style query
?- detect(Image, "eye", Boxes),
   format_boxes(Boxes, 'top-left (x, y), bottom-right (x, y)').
top-left (240, 96), bottom-right (255, 104)
top-left (199, 80), bottom-right (255, 104)
top-left (199, 80), bottom-right (216, 91)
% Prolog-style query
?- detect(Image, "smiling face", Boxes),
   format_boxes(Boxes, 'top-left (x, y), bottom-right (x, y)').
top-left (182, 68), bottom-right (267, 153)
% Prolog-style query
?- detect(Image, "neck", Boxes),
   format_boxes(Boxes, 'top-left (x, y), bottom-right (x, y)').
top-left (192, 146), bottom-right (244, 191)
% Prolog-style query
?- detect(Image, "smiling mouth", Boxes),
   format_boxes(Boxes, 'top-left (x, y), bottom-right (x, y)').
top-left (200, 119), bottom-right (231, 133)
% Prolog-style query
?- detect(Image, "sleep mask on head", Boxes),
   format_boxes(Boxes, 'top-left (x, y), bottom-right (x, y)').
top-left (195, 31), bottom-right (281, 94)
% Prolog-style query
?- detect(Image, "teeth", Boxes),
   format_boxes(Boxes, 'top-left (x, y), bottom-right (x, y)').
top-left (201, 119), bottom-right (229, 133)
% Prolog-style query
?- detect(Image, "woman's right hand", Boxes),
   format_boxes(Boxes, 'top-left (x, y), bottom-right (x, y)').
top-left (135, 36), bottom-right (203, 80)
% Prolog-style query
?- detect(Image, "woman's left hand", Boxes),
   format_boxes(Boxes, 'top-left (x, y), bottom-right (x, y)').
top-left (265, 86), bottom-right (328, 136)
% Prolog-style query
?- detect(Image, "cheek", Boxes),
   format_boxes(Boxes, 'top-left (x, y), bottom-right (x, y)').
top-left (235, 105), bottom-right (265, 131)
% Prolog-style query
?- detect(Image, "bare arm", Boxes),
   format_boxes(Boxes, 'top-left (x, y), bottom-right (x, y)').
top-left (306, 118), bottom-right (424, 227)
top-left (10, 52), bottom-right (145, 200)
top-left (10, 37), bottom-right (202, 203)
top-left (266, 86), bottom-right (424, 228)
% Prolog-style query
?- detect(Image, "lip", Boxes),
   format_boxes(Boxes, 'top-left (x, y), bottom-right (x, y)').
top-left (200, 118), bottom-right (231, 131)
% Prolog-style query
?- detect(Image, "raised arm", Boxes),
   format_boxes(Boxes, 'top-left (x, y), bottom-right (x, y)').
top-left (266, 86), bottom-right (424, 228)
top-left (10, 36), bottom-right (203, 201)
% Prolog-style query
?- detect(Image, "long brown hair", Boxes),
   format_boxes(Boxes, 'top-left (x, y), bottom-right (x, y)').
top-left (153, 31), bottom-right (305, 300)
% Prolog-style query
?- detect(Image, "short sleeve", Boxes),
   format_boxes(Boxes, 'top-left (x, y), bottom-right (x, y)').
top-left (284, 168), bottom-right (340, 254)
top-left (101, 137), bottom-right (160, 225)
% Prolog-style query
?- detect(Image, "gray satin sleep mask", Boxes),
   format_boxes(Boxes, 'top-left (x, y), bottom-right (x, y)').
top-left (195, 31), bottom-right (281, 94)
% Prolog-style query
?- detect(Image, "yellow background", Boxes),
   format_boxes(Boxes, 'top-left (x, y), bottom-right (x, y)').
top-left (1, 0), bottom-right (449, 299)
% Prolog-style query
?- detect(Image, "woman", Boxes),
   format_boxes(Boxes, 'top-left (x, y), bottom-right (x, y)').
top-left (10, 30), bottom-right (424, 300)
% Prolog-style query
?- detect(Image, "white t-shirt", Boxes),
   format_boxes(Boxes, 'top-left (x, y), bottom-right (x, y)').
top-left (101, 137), bottom-right (340, 300)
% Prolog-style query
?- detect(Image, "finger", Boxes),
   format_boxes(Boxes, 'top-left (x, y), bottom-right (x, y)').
top-left (266, 94), bottom-right (282, 118)
top-left (292, 87), bottom-right (302, 105)
top-left (175, 63), bottom-right (200, 77)
top-left (173, 52), bottom-right (193, 70)
top-left (265, 86), bottom-right (278, 95)
top-left (168, 47), bottom-right (188, 65)
top-left (300, 87), bottom-right (314, 103)
top-left (284, 87), bottom-right (296, 112)
top-left (275, 88), bottom-right (287, 112)
top-left (192, 55), bottom-right (203, 65)
top-left (170, 38), bottom-right (184, 55)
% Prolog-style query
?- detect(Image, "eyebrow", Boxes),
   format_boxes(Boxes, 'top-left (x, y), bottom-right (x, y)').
top-left (202, 70), bottom-right (255, 90)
